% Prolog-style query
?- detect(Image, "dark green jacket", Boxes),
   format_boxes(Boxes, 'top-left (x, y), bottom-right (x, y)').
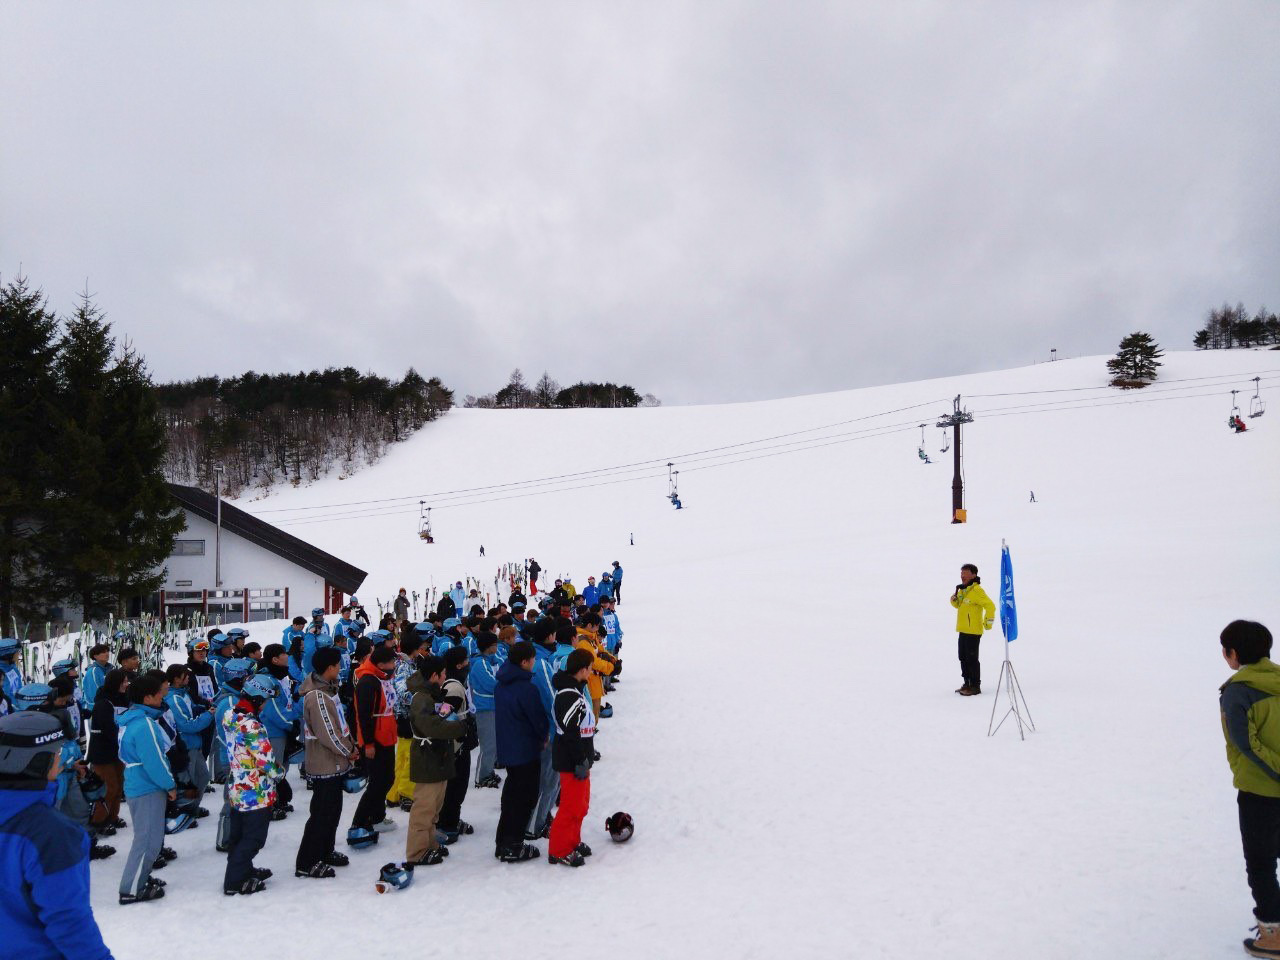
top-left (407, 671), bottom-right (464, 784)
top-left (1221, 658), bottom-right (1280, 798)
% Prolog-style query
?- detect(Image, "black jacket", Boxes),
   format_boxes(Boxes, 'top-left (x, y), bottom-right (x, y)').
top-left (87, 695), bottom-right (124, 765)
top-left (550, 671), bottom-right (595, 774)
top-left (187, 658), bottom-right (216, 707)
top-left (508, 591), bottom-right (527, 609)
top-left (528, 561), bottom-right (541, 581)
top-left (436, 595), bottom-right (457, 620)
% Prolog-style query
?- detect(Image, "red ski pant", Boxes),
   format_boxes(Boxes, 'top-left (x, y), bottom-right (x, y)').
top-left (548, 772), bottom-right (590, 858)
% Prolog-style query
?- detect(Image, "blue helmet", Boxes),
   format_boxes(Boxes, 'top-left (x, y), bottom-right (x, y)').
top-left (346, 825), bottom-right (378, 847)
top-left (377, 861), bottom-right (413, 891)
top-left (186, 636), bottom-right (210, 652)
top-left (413, 622), bottom-right (434, 635)
top-left (0, 637), bottom-right (21, 659)
top-left (368, 629), bottom-right (391, 645)
top-left (226, 627), bottom-right (250, 640)
top-left (210, 632), bottom-right (232, 651)
top-left (311, 607), bottom-right (325, 619)
top-left (165, 811), bottom-right (195, 835)
top-left (50, 658), bottom-right (77, 677)
top-left (222, 658), bottom-right (255, 682)
top-left (242, 675), bottom-right (277, 700)
top-left (343, 768), bottom-right (369, 794)
top-left (14, 683), bottom-right (53, 711)
top-left (443, 618), bottom-right (460, 630)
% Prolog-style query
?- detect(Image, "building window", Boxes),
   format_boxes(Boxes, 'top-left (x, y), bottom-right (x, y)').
top-left (249, 599), bottom-right (285, 622)
top-left (172, 540), bottom-right (205, 557)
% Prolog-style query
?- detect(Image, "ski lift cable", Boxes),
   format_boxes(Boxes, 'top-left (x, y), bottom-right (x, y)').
top-left (971, 375), bottom-right (1280, 417)
top-left (967, 368), bottom-right (1280, 399)
top-left (253, 396), bottom-right (955, 515)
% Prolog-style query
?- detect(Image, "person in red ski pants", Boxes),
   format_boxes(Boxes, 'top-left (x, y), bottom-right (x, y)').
top-left (547, 650), bottom-right (596, 867)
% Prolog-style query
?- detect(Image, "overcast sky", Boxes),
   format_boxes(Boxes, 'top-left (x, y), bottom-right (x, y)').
top-left (2, 2), bottom-right (1277, 404)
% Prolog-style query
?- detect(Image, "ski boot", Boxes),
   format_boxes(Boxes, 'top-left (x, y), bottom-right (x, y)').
top-left (499, 843), bottom-right (540, 863)
top-left (548, 849), bottom-right (586, 867)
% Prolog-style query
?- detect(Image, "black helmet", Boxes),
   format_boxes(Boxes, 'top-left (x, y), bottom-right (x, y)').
top-left (605, 811), bottom-right (634, 843)
top-left (0, 712), bottom-right (64, 781)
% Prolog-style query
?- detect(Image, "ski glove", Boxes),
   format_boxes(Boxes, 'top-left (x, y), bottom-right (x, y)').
top-left (573, 761), bottom-right (590, 781)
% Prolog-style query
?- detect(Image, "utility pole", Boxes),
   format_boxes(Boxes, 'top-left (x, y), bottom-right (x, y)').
top-left (936, 395), bottom-right (974, 523)
top-left (213, 464), bottom-right (225, 588)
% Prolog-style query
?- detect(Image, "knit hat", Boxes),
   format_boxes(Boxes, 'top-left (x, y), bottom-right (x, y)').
top-left (0, 711), bottom-right (64, 780)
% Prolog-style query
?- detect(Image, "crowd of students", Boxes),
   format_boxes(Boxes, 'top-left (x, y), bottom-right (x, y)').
top-left (0, 559), bottom-right (628, 953)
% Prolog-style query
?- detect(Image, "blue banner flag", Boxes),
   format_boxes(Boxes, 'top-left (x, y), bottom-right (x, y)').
top-left (1000, 542), bottom-right (1018, 642)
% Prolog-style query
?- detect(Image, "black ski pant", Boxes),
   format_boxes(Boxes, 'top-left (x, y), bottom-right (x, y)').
top-left (614, 582), bottom-right (621, 603)
top-left (1239, 791), bottom-right (1280, 922)
top-left (495, 759), bottom-right (541, 853)
top-left (351, 743), bottom-right (394, 829)
top-left (958, 632), bottom-right (982, 688)
top-left (439, 745), bottom-right (472, 832)
top-left (224, 807), bottom-right (271, 891)
top-left (296, 776), bottom-right (344, 871)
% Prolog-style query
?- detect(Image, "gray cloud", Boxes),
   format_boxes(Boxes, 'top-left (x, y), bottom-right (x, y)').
top-left (2, 1), bottom-right (1277, 403)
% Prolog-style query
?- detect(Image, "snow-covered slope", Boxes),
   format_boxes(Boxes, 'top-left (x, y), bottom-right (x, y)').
top-left (93, 351), bottom-right (1280, 960)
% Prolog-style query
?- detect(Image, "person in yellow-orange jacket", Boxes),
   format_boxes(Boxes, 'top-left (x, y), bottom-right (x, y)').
top-left (950, 563), bottom-right (995, 696)
top-left (574, 620), bottom-right (615, 717)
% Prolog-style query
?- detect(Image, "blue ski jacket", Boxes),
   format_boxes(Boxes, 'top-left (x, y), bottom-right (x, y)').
top-left (602, 611), bottom-right (623, 654)
top-left (581, 584), bottom-right (600, 607)
top-left (163, 688), bottom-right (211, 749)
top-left (260, 684), bottom-right (299, 739)
top-left (1, 661), bottom-right (24, 700)
top-left (301, 624), bottom-right (333, 678)
top-left (597, 579), bottom-right (614, 601)
top-left (530, 644), bottom-right (557, 736)
top-left (81, 661), bottom-right (108, 712)
top-left (118, 704), bottom-right (176, 798)
top-left (0, 784), bottom-right (114, 960)
top-left (469, 653), bottom-right (500, 713)
top-left (612, 564), bottom-right (623, 582)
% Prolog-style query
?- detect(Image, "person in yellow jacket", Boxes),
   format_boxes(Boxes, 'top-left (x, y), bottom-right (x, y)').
top-left (950, 563), bottom-right (995, 696)
top-left (574, 617), bottom-right (616, 718)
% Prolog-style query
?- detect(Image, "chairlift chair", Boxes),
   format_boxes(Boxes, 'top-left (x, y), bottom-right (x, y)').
top-left (1250, 377), bottom-right (1266, 418)
top-left (418, 502), bottom-right (434, 543)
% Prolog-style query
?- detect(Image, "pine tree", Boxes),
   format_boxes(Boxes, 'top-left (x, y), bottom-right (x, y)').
top-left (0, 275), bottom-right (62, 626)
top-left (40, 289), bottom-right (119, 619)
top-left (1107, 332), bottom-right (1164, 389)
top-left (100, 343), bottom-right (184, 614)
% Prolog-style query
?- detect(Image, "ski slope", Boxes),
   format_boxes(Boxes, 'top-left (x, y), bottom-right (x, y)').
top-left (93, 351), bottom-right (1280, 960)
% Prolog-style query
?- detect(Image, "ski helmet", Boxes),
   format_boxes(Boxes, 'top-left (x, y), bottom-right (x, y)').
top-left (222, 658), bottom-right (255, 682)
top-left (226, 627), bottom-right (250, 640)
top-left (368, 629), bottom-right (391, 645)
top-left (13, 684), bottom-right (53, 712)
top-left (377, 861), bottom-right (413, 891)
top-left (186, 636), bottom-right (210, 653)
top-left (286, 744), bottom-right (306, 767)
top-left (210, 632), bottom-right (232, 651)
top-left (0, 712), bottom-right (64, 779)
top-left (164, 810), bottom-right (195, 835)
top-left (241, 675), bottom-right (276, 700)
top-left (350, 596), bottom-right (361, 606)
top-left (346, 825), bottom-right (378, 848)
top-left (50, 658), bottom-right (77, 677)
top-left (311, 607), bottom-right (325, 619)
top-left (343, 768), bottom-right (369, 794)
top-left (599, 703), bottom-right (614, 719)
top-left (605, 811), bottom-right (634, 843)
top-left (0, 637), bottom-right (21, 660)
top-left (80, 770), bottom-right (107, 803)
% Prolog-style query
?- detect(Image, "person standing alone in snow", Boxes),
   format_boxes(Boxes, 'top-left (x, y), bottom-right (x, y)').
top-left (950, 563), bottom-right (994, 696)
top-left (1219, 620), bottom-right (1280, 958)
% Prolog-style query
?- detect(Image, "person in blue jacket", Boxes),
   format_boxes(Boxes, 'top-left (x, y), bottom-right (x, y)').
top-left (597, 574), bottom-right (615, 602)
top-left (470, 632), bottom-right (502, 789)
top-left (256, 672), bottom-right (298, 818)
top-left (0, 636), bottom-right (24, 701)
top-left (581, 577), bottom-right (600, 608)
top-left (207, 632), bottom-right (234, 689)
top-left (81, 643), bottom-right (112, 713)
top-left (601, 596), bottom-right (624, 655)
top-left (0, 711), bottom-right (115, 959)
top-left (301, 609), bottom-right (332, 679)
top-left (164, 664), bottom-right (212, 800)
top-left (611, 561), bottom-right (624, 604)
top-left (527, 630), bottom-right (559, 839)
top-left (492, 642), bottom-right (550, 862)
top-left (281, 616), bottom-right (308, 684)
top-left (117, 672), bottom-right (176, 903)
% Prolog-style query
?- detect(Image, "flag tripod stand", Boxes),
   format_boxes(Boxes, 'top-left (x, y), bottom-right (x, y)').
top-left (987, 642), bottom-right (1034, 740)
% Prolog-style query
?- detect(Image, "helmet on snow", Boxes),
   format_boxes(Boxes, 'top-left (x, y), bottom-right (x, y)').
top-left (346, 825), bottom-right (378, 848)
top-left (605, 811), bottom-right (634, 843)
top-left (376, 861), bottom-right (413, 892)
top-left (165, 810), bottom-right (195, 835)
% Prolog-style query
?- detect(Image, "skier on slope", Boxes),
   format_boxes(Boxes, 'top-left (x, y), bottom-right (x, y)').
top-left (528, 559), bottom-right (541, 594)
top-left (950, 563), bottom-right (995, 697)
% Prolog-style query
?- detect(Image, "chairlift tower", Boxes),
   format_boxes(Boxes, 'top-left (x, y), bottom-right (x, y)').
top-left (936, 395), bottom-right (974, 523)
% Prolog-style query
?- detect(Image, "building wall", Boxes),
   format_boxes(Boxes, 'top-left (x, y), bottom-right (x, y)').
top-left (163, 510), bottom-right (335, 619)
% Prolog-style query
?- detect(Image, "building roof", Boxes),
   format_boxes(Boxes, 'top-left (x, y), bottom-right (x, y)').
top-left (167, 483), bottom-right (367, 595)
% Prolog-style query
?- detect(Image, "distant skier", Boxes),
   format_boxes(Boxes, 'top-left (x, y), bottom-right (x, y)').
top-left (630, 533), bottom-right (634, 546)
top-left (1029, 491), bottom-right (1036, 503)
top-left (950, 563), bottom-right (995, 697)
top-left (480, 545), bottom-right (485, 557)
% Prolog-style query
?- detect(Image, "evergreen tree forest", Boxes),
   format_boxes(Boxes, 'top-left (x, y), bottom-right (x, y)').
top-left (0, 276), bottom-right (183, 625)
top-left (466, 368), bottom-right (659, 409)
top-left (155, 368), bottom-right (454, 494)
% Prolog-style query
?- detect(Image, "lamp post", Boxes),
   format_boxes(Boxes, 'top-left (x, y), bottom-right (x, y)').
top-left (214, 464), bottom-right (224, 589)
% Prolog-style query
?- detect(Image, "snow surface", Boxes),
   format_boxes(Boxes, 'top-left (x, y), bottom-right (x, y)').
top-left (90, 351), bottom-right (1280, 960)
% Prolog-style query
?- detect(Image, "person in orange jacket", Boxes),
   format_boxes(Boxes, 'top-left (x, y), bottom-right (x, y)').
top-left (350, 646), bottom-right (400, 835)
top-left (573, 614), bottom-right (616, 718)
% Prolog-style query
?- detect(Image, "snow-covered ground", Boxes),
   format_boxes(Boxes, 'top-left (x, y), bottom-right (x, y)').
top-left (91, 351), bottom-right (1280, 959)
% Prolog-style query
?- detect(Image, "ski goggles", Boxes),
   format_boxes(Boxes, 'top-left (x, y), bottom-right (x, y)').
top-left (189, 639), bottom-right (210, 652)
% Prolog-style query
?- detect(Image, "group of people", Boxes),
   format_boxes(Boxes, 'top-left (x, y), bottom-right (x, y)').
top-left (0, 560), bottom-right (630, 957)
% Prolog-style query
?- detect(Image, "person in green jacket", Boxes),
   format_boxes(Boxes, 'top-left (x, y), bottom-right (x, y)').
top-left (1219, 619), bottom-right (1280, 958)
top-left (404, 656), bottom-right (465, 867)
top-left (950, 563), bottom-right (995, 696)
